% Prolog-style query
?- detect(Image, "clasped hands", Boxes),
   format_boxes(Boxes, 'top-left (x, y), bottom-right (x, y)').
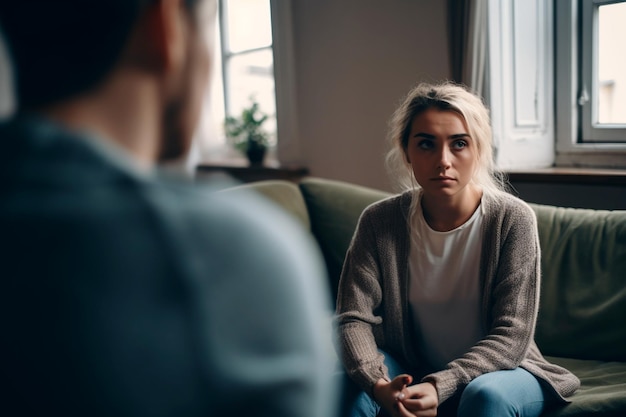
top-left (373, 375), bottom-right (438, 417)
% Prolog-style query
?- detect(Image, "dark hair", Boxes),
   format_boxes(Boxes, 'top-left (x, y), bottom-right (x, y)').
top-left (0, 0), bottom-right (200, 110)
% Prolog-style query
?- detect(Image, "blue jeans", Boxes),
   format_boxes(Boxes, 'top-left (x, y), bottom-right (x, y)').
top-left (457, 368), bottom-right (547, 417)
top-left (345, 353), bottom-right (548, 417)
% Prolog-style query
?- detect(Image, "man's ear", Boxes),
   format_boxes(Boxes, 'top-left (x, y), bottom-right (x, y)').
top-left (125, 0), bottom-right (186, 75)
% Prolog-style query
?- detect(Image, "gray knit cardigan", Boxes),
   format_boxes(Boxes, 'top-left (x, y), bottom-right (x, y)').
top-left (335, 190), bottom-right (580, 404)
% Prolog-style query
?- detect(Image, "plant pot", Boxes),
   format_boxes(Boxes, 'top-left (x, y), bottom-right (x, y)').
top-left (246, 146), bottom-right (266, 166)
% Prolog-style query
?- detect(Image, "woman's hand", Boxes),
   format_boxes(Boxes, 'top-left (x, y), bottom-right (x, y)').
top-left (399, 382), bottom-right (438, 417)
top-left (372, 374), bottom-right (416, 417)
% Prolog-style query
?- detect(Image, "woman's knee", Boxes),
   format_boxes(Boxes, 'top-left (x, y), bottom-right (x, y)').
top-left (457, 369), bottom-right (545, 417)
top-left (460, 372), bottom-right (511, 408)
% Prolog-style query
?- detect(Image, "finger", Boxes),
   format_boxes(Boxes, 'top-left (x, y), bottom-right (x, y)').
top-left (413, 409), bottom-right (437, 417)
top-left (396, 400), bottom-right (419, 417)
top-left (391, 376), bottom-right (412, 401)
top-left (400, 398), bottom-right (422, 411)
top-left (403, 395), bottom-right (438, 410)
top-left (406, 402), bottom-right (437, 417)
top-left (395, 385), bottom-right (417, 403)
top-left (390, 374), bottom-right (413, 391)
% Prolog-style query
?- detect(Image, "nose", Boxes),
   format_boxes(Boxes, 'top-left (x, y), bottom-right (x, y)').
top-left (437, 146), bottom-right (451, 170)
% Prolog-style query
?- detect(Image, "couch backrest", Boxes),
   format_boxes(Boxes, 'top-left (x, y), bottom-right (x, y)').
top-left (232, 178), bottom-right (626, 362)
top-left (530, 204), bottom-right (626, 362)
top-left (299, 178), bottom-right (391, 302)
top-left (298, 178), bottom-right (626, 362)
top-left (219, 180), bottom-right (311, 230)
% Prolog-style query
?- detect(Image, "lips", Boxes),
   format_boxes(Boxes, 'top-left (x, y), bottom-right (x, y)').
top-left (431, 176), bottom-right (455, 181)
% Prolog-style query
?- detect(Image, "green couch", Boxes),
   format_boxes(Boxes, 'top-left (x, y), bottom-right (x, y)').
top-left (225, 177), bottom-right (626, 417)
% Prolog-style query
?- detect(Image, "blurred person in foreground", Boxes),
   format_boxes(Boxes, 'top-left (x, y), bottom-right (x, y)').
top-left (0, 1), bottom-right (336, 416)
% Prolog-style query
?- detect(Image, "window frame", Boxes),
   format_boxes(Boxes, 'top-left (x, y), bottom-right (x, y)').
top-left (487, 0), bottom-right (555, 170)
top-left (217, 0), bottom-right (274, 117)
top-left (555, 0), bottom-right (626, 167)
top-left (580, 0), bottom-right (626, 142)
top-left (214, 0), bottom-right (301, 164)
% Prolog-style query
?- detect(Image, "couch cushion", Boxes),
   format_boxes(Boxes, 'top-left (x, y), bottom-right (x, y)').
top-left (530, 204), bottom-right (626, 362)
top-left (219, 180), bottom-right (311, 231)
top-left (299, 178), bottom-right (391, 302)
top-left (543, 356), bottom-right (626, 417)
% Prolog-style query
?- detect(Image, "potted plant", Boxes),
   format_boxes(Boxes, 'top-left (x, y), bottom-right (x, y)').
top-left (224, 99), bottom-right (270, 166)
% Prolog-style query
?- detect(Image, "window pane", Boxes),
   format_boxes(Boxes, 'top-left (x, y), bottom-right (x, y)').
top-left (226, 48), bottom-right (276, 144)
top-left (597, 2), bottom-right (626, 124)
top-left (225, 0), bottom-right (272, 53)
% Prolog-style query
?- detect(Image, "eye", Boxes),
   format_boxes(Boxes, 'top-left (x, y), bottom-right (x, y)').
top-left (452, 139), bottom-right (468, 150)
top-left (418, 140), bottom-right (434, 150)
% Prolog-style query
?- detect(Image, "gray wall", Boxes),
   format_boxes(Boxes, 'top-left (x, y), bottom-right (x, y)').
top-left (291, 0), bottom-right (450, 191)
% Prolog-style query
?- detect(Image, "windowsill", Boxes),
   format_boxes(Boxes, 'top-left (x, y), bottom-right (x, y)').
top-left (505, 167), bottom-right (626, 185)
top-left (196, 161), bottom-right (309, 184)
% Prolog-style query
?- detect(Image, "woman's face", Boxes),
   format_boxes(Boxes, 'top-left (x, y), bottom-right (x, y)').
top-left (404, 108), bottom-right (479, 202)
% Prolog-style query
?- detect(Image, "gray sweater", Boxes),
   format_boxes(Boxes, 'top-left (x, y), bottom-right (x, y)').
top-left (335, 190), bottom-right (580, 404)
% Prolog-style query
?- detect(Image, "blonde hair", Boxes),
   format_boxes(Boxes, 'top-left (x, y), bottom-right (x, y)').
top-left (385, 81), bottom-right (505, 196)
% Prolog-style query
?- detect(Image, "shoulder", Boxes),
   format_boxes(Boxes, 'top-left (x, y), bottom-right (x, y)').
top-left (172, 185), bottom-right (336, 417)
top-left (482, 190), bottom-right (537, 225)
top-left (161, 181), bottom-right (325, 273)
top-left (360, 191), bottom-right (412, 222)
top-left (152, 181), bottom-right (333, 350)
top-left (481, 190), bottom-right (539, 249)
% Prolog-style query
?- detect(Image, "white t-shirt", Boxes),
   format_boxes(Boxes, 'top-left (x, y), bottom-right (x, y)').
top-left (408, 199), bottom-right (486, 370)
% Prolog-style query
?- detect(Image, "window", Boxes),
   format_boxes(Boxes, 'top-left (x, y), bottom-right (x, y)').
top-left (196, 0), bottom-right (280, 163)
top-left (555, 0), bottom-right (626, 167)
top-left (579, 0), bottom-right (626, 141)
top-left (488, 0), bottom-right (626, 169)
top-left (194, 0), bottom-right (299, 166)
top-left (219, 0), bottom-right (276, 134)
top-left (487, 0), bottom-right (555, 169)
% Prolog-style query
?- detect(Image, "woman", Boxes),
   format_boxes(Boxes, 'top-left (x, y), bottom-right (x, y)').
top-left (336, 82), bottom-right (579, 417)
